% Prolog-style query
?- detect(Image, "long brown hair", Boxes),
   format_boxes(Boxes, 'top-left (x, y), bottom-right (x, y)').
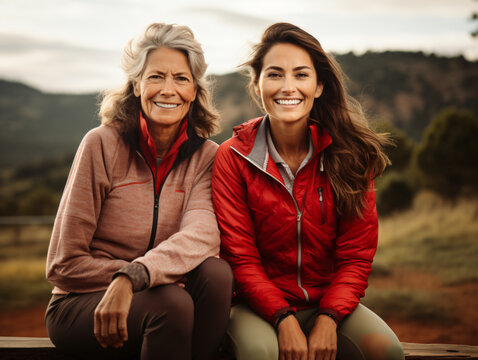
top-left (245, 22), bottom-right (391, 218)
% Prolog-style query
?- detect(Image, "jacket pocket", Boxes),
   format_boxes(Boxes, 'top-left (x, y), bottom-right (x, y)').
top-left (318, 187), bottom-right (326, 225)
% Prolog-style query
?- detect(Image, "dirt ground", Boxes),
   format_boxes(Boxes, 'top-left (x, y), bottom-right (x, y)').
top-left (368, 269), bottom-right (478, 346)
top-left (0, 303), bottom-right (49, 337)
top-left (1, 272), bottom-right (477, 345)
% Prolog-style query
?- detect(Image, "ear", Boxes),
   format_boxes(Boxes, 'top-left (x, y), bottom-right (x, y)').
top-left (315, 82), bottom-right (324, 98)
top-left (191, 85), bottom-right (197, 102)
top-left (133, 82), bottom-right (140, 97)
top-left (254, 83), bottom-right (261, 98)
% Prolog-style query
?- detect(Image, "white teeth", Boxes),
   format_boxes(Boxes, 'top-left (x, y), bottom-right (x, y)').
top-left (154, 102), bottom-right (179, 108)
top-left (275, 99), bottom-right (301, 105)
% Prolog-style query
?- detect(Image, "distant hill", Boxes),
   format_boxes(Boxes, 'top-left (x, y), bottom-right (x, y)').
top-left (1, 51), bottom-right (477, 169)
top-left (0, 80), bottom-right (98, 168)
top-left (336, 51), bottom-right (478, 140)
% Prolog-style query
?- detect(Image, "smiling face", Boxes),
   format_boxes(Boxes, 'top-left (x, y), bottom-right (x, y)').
top-left (134, 47), bottom-right (197, 129)
top-left (255, 43), bottom-right (323, 126)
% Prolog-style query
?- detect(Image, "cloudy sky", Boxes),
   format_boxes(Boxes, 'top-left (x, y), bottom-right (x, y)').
top-left (1, 0), bottom-right (476, 93)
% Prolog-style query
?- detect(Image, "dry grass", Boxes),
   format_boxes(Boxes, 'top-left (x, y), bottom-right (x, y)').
top-left (362, 287), bottom-right (450, 323)
top-left (379, 190), bottom-right (478, 246)
top-left (0, 258), bottom-right (51, 308)
top-left (374, 191), bottom-right (478, 284)
top-left (0, 225), bottom-right (52, 308)
top-left (363, 191), bottom-right (478, 323)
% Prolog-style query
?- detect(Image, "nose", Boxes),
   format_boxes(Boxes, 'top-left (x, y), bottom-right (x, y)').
top-left (282, 75), bottom-right (296, 94)
top-left (160, 76), bottom-right (175, 96)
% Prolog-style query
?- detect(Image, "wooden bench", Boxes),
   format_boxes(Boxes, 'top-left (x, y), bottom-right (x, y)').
top-left (1, 337), bottom-right (477, 359)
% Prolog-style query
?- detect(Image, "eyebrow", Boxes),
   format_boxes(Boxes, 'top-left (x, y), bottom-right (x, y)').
top-left (264, 65), bottom-right (313, 71)
top-left (147, 70), bottom-right (192, 76)
top-left (173, 72), bottom-right (192, 76)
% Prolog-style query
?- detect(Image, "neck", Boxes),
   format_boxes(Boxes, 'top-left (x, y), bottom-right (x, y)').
top-left (147, 120), bottom-right (182, 159)
top-left (269, 118), bottom-right (309, 159)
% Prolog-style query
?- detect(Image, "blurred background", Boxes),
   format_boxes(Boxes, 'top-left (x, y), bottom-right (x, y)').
top-left (1, 0), bottom-right (477, 345)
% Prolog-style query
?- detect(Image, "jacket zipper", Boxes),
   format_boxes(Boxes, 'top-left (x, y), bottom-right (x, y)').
top-left (136, 151), bottom-right (171, 252)
top-left (230, 146), bottom-right (310, 302)
top-left (318, 187), bottom-right (325, 225)
top-left (148, 193), bottom-right (159, 251)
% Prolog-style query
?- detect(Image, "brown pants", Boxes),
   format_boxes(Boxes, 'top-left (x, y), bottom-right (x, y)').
top-left (45, 257), bottom-right (233, 360)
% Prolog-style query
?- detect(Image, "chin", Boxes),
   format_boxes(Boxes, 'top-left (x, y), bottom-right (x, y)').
top-left (273, 114), bottom-right (307, 123)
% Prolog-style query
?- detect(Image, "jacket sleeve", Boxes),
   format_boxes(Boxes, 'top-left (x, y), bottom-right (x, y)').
top-left (319, 185), bottom-right (378, 322)
top-left (212, 144), bottom-right (294, 324)
top-left (133, 150), bottom-right (221, 287)
top-left (46, 128), bottom-right (129, 293)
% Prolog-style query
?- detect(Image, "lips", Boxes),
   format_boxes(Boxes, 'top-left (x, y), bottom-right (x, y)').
top-left (154, 102), bottom-right (179, 109)
top-left (274, 99), bottom-right (302, 105)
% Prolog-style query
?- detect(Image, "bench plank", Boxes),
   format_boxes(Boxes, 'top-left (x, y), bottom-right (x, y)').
top-left (1, 337), bottom-right (477, 359)
top-left (402, 342), bottom-right (478, 359)
top-left (0, 337), bottom-right (73, 360)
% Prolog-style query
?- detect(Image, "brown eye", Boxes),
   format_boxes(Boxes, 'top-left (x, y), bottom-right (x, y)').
top-left (176, 76), bottom-right (189, 82)
top-left (267, 72), bottom-right (281, 78)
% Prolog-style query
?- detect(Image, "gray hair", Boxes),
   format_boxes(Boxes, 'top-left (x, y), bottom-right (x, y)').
top-left (100, 23), bottom-right (219, 139)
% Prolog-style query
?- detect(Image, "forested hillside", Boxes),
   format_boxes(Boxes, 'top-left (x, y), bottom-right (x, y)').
top-left (0, 80), bottom-right (98, 168)
top-left (337, 51), bottom-right (478, 140)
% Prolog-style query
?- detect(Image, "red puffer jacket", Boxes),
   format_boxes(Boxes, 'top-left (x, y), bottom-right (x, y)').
top-left (212, 116), bottom-right (378, 324)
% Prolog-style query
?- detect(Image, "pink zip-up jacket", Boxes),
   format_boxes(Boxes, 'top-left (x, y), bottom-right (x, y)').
top-left (46, 122), bottom-right (220, 294)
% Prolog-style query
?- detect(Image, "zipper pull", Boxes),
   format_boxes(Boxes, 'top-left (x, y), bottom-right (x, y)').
top-left (319, 187), bottom-right (323, 202)
top-left (297, 212), bottom-right (301, 222)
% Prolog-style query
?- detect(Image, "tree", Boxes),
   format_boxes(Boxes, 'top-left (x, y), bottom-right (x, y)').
top-left (415, 108), bottom-right (478, 196)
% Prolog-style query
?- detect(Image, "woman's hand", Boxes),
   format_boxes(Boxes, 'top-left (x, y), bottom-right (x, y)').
top-left (277, 315), bottom-right (308, 360)
top-left (94, 275), bottom-right (133, 349)
top-left (307, 314), bottom-right (337, 360)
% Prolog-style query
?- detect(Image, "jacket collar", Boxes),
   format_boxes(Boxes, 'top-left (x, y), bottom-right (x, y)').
top-left (138, 112), bottom-right (206, 193)
top-left (230, 114), bottom-right (333, 172)
top-left (138, 111), bottom-right (188, 171)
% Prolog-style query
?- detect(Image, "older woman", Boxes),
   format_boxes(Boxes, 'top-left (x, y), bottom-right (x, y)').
top-left (212, 23), bottom-right (403, 360)
top-left (45, 23), bottom-right (232, 360)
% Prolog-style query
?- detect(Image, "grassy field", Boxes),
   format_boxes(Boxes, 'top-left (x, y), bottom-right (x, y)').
top-left (362, 190), bottom-right (478, 330)
top-left (0, 225), bottom-right (52, 308)
top-left (375, 191), bottom-right (478, 284)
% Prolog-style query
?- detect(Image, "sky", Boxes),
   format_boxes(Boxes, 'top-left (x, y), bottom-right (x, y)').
top-left (0, 0), bottom-right (476, 93)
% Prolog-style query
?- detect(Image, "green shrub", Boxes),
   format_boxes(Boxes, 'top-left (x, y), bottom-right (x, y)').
top-left (414, 108), bottom-right (478, 197)
top-left (376, 173), bottom-right (415, 215)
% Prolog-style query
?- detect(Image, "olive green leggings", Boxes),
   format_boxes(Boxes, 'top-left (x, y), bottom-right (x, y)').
top-left (226, 304), bottom-right (404, 360)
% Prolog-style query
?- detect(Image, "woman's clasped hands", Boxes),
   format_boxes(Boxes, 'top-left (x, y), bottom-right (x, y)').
top-left (278, 314), bottom-right (337, 360)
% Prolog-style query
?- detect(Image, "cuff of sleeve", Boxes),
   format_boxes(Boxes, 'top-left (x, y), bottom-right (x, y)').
top-left (317, 308), bottom-right (341, 325)
top-left (272, 306), bottom-right (296, 327)
top-left (113, 263), bottom-right (150, 292)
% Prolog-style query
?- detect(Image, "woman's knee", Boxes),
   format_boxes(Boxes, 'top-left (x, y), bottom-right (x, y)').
top-left (228, 305), bottom-right (279, 360)
top-left (195, 257), bottom-right (233, 288)
top-left (338, 304), bottom-right (404, 360)
top-left (358, 333), bottom-right (404, 360)
top-left (190, 257), bottom-right (233, 305)
top-left (139, 284), bottom-right (194, 331)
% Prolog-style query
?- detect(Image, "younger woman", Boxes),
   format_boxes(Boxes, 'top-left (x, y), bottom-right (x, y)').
top-left (212, 23), bottom-right (404, 360)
